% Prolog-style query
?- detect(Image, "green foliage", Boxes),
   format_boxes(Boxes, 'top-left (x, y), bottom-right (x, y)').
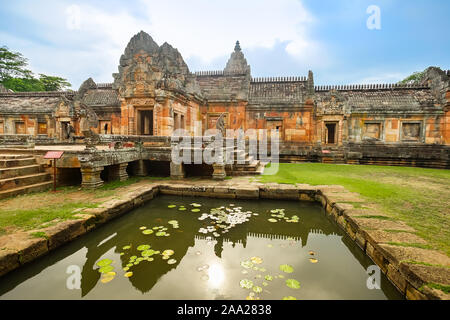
top-left (398, 71), bottom-right (425, 84)
top-left (39, 74), bottom-right (71, 91)
top-left (424, 283), bottom-right (450, 294)
top-left (0, 46), bottom-right (71, 92)
top-left (0, 46), bottom-right (32, 81)
top-left (2, 77), bottom-right (45, 92)
top-left (31, 231), bottom-right (48, 239)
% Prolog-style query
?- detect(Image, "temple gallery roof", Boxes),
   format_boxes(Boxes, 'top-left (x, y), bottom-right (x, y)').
top-left (82, 88), bottom-right (120, 107)
top-left (0, 94), bottom-right (65, 114)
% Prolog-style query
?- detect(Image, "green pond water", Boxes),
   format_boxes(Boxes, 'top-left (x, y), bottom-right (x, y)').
top-left (0, 195), bottom-right (402, 300)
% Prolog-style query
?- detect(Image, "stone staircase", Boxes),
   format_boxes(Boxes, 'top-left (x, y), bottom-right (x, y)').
top-left (0, 154), bottom-right (52, 200)
top-left (320, 147), bottom-right (346, 164)
top-left (229, 148), bottom-right (265, 176)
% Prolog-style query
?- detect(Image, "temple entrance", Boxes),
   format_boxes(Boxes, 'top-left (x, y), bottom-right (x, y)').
top-left (325, 122), bottom-right (337, 144)
top-left (138, 110), bottom-right (153, 135)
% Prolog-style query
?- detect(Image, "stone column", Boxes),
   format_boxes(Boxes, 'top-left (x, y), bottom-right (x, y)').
top-left (81, 166), bottom-right (104, 189)
top-left (133, 159), bottom-right (148, 177)
top-left (108, 163), bottom-right (129, 181)
top-left (212, 163), bottom-right (226, 180)
top-left (170, 161), bottom-right (185, 180)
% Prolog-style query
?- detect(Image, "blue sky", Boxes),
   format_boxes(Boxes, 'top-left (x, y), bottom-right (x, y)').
top-left (1, 0), bottom-right (449, 88)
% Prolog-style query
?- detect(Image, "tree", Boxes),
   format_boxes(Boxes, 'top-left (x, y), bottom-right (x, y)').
top-left (0, 46), bottom-right (72, 92)
top-left (0, 46), bottom-right (33, 81)
top-left (398, 71), bottom-right (425, 84)
top-left (39, 74), bottom-right (71, 91)
top-left (1, 77), bottom-right (45, 92)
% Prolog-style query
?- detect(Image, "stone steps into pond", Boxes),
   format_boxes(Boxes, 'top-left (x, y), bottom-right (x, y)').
top-left (0, 172), bottom-right (52, 192)
top-left (0, 180), bottom-right (53, 200)
top-left (0, 164), bottom-right (43, 179)
top-left (0, 154), bottom-right (52, 200)
top-left (0, 157), bottom-right (37, 168)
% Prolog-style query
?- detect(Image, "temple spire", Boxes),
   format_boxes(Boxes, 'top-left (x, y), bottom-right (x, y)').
top-left (234, 41), bottom-right (241, 51)
top-left (224, 40), bottom-right (250, 76)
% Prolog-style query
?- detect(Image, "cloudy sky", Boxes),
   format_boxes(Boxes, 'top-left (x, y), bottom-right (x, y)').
top-left (1, 0), bottom-right (449, 89)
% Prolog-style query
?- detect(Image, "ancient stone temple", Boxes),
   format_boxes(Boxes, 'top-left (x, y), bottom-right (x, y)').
top-left (0, 30), bottom-right (449, 168)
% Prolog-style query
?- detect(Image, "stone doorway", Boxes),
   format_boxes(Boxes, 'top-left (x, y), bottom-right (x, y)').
top-left (325, 122), bottom-right (337, 144)
top-left (138, 110), bottom-right (153, 135)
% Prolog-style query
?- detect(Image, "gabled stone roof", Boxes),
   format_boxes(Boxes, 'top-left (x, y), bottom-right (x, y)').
top-left (81, 88), bottom-right (120, 107)
top-left (249, 80), bottom-right (307, 104)
top-left (0, 95), bottom-right (63, 114)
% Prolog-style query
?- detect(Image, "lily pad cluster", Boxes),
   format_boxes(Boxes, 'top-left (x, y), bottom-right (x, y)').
top-left (197, 205), bottom-right (256, 237)
top-left (96, 259), bottom-right (117, 283)
top-left (239, 257), bottom-right (301, 300)
top-left (268, 209), bottom-right (300, 223)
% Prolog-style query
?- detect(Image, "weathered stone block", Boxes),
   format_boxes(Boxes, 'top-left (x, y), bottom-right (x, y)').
top-left (387, 264), bottom-right (407, 294)
top-left (45, 220), bottom-right (86, 251)
top-left (233, 187), bottom-right (259, 199)
top-left (0, 249), bottom-right (19, 277)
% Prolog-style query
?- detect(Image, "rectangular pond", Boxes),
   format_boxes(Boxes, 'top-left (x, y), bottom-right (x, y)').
top-left (0, 195), bottom-right (402, 300)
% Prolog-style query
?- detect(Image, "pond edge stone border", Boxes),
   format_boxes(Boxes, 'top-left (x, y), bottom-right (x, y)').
top-left (0, 181), bottom-right (448, 300)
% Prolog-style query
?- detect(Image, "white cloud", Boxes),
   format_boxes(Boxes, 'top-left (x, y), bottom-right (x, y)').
top-left (2, 0), bottom-right (326, 87)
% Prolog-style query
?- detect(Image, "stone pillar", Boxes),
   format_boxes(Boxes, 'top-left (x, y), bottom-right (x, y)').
top-left (108, 163), bottom-right (129, 181)
top-left (133, 159), bottom-right (148, 177)
top-left (81, 166), bottom-right (104, 189)
top-left (212, 163), bottom-right (226, 180)
top-left (170, 161), bottom-right (185, 180)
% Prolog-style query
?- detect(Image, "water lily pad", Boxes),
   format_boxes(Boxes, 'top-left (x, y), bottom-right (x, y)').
top-left (268, 218), bottom-right (278, 223)
top-left (137, 245), bottom-right (150, 251)
top-left (122, 245), bottom-right (131, 250)
top-left (162, 250), bottom-right (174, 256)
top-left (253, 286), bottom-right (263, 293)
top-left (191, 209), bottom-right (201, 212)
top-left (162, 255), bottom-right (170, 260)
top-left (262, 282), bottom-right (269, 287)
top-left (264, 275), bottom-right (273, 281)
top-left (101, 272), bottom-right (116, 284)
top-left (130, 256), bottom-right (137, 260)
top-left (282, 296), bottom-right (297, 300)
top-left (123, 267), bottom-right (130, 272)
top-left (191, 203), bottom-right (202, 207)
top-left (178, 207), bottom-right (187, 211)
top-left (240, 261), bottom-right (254, 269)
top-left (139, 226), bottom-right (147, 230)
top-left (167, 259), bottom-right (177, 265)
top-left (141, 250), bottom-right (156, 257)
top-left (142, 229), bottom-right (154, 235)
top-left (239, 279), bottom-right (254, 289)
top-left (286, 279), bottom-right (301, 289)
top-left (156, 231), bottom-right (166, 237)
top-left (96, 259), bottom-right (113, 267)
top-left (126, 263), bottom-right (133, 268)
top-left (124, 272), bottom-right (133, 278)
top-left (168, 205), bottom-right (177, 208)
top-left (279, 264), bottom-right (294, 274)
top-left (250, 257), bottom-right (263, 264)
top-left (168, 220), bottom-right (178, 225)
top-left (309, 258), bottom-right (318, 263)
top-left (98, 265), bottom-right (114, 274)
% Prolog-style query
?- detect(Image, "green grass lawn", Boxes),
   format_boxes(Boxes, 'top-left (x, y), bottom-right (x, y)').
top-left (260, 163), bottom-right (450, 256)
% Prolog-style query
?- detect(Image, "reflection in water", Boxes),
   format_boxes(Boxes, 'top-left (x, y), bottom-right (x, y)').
top-left (0, 196), bottom-right (403, 300)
